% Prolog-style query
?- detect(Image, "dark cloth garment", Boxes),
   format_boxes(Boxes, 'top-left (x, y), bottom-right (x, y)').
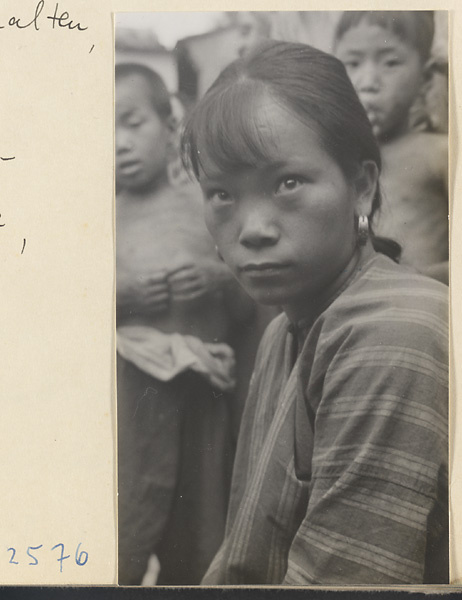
top-left (202, 249), bottom-right (448, 585)
top-left (118, 355), bottom-right (233, 585)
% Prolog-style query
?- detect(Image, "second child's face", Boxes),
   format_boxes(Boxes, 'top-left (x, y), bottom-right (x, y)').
top-left (335, 22), bottom-right (424, 141)
top-left (116, 73), bottom-right (172, 191)
top-left (198, 95), bottom-right (361, 321)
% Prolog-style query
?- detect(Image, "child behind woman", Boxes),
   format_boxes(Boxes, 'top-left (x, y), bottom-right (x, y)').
top-left (116, 63), bottom-right (246, 585)
top-left (182, 40), bottom-right (448, 585)
top-left (334, 11), bottom-right (448, 283)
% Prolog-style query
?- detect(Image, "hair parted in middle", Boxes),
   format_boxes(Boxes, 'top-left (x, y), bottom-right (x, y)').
top-left (181, 39), bottom-right (400, 260)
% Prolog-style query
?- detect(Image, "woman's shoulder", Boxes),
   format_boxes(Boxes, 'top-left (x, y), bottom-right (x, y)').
top-left (323, 253), bottom-right (448, 350)
top-left (345, 252), bottom-right (447, 305)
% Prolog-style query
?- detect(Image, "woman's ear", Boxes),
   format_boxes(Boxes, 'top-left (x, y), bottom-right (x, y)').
top-left (353, 160), bottom-right (379, 216)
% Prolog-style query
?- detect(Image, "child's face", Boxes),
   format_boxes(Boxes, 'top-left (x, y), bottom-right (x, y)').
top-left (198, 95), bottom-right (362, 321)
top-left (335, 22), bottom-right (425, 141)
top-left (116, 73), bottom-right (172, 191)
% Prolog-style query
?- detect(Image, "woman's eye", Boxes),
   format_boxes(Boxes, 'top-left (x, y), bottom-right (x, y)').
top-left (276, 176), bottom-right (305, 194)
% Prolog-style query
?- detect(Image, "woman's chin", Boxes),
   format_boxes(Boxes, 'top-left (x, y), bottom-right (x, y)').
top-left (242, 285), bottom-right (288, 307)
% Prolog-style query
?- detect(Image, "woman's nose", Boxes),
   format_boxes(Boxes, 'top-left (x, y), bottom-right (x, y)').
top-left (238, 207), bottom-right (279, 249)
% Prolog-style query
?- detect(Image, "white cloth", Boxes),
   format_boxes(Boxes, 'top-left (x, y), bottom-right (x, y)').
top-left (117, 325), bottom-right (235, 392)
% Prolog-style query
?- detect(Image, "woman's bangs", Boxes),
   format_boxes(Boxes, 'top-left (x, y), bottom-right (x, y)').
top-left (185, 80), bottom-right (277, 178)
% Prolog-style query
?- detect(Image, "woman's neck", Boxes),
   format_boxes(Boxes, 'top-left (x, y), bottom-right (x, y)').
top-left (283, 242), bottom-right (373, 325)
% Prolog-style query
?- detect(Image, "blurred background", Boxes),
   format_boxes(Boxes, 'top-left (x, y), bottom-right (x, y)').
top-left (115, 11), bottom-right (448, 131)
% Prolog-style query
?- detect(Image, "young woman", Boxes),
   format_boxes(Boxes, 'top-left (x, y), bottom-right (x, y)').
top-left (181, 40), bottom-right (448, 585)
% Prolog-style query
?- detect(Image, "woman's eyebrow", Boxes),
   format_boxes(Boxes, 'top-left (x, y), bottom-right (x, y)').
top-left (199, 158), bottom-right (302, 183)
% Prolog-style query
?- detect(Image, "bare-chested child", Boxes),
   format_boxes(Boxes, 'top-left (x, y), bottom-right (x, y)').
top-left (335, 11), bottom-right (448, 284)
top-left (115, 63), bottom-right (245, 585)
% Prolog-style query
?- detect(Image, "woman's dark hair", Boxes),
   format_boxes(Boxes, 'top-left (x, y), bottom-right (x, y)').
top-left (181, 40), bottom-right (400, 261)
top-left (335, 11), bottom-right (435, 64)
top-left (115, 63), bottom-right (172, 120)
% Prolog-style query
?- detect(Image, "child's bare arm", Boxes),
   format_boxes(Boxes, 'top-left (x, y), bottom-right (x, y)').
top-left (117, 267), bottom-right (169, 321)
top-left (167, 259), bottom-right (233, 302)
top-left (167, 258), bottom-right (255, 321)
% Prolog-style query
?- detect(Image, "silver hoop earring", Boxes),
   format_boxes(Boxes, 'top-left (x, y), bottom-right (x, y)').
top-left (357, 215), bottom-right (369, 246)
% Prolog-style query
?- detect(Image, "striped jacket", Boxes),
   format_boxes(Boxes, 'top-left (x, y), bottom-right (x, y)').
top-left (202, 249), bottom-right (448, 585)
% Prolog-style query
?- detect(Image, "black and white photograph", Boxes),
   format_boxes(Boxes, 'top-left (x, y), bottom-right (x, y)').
top-left (115, 11), bottom-right (449, 587)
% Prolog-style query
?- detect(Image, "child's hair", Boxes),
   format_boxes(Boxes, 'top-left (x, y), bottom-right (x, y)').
top-left (181, 39), bottom-right (401, 261)
top-left (334, 11), bottom-right (435, 64)
top-left (115, 63), bottom-right (172, 120)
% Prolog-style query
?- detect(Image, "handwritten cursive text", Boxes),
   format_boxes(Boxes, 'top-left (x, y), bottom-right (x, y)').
top-left (0, 1), bottom-right (88, 31)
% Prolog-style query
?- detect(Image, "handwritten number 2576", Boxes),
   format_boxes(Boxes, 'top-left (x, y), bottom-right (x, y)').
top-left (7, 543), bottom-right (88, 571)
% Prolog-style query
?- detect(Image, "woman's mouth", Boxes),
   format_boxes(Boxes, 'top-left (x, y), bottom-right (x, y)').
top-left (241, 262), bottom-right (291, 277)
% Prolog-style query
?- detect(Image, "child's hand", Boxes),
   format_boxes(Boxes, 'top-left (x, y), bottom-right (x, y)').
top-left (168, 262), bottom-right (211, 303)
top-left (117, 269), bottom-right (169, 318)
top-left (136, 270), bottom-right (170, 314)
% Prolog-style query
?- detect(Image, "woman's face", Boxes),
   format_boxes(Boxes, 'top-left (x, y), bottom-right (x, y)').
top-left (198, 94), bottom-right (370, 321)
